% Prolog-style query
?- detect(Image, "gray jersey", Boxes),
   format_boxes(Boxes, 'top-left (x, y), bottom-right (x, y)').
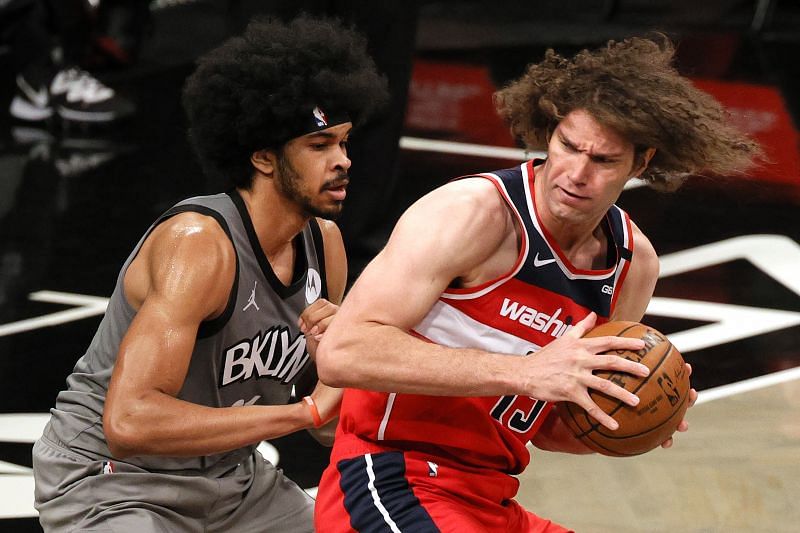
top-left (45, 191), bottom-right (327, 475)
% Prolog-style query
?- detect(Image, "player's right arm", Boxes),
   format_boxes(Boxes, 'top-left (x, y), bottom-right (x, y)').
top-left (103, 213), bottom-right (316, 459)
top-left (316, 179), bottom-right (650, 429)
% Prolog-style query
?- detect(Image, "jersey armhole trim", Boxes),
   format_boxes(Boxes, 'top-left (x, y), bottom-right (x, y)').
top-left (308, 218), bottom-right (329, 300)
top-left (155, 204), bottom-right (240, 339)
top-left (228, 189), bottom-right (308, 298)
top-left (609, 212), bottom-right (634, 315)
top-left (441, 173), bottom-right (529, 299)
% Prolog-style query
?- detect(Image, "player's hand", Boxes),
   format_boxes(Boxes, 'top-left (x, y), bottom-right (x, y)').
top-left (521, 312), bottom-right (650, 431)
top-left (298, 298), bottom-right (339, 359)
top-left (660, 363), bottom-right (697, 449)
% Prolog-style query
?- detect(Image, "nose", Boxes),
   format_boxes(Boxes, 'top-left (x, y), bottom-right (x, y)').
top-left (568, 155), bottom-right (591, 185)
top-left (334, 144), bottom-right (351, 172)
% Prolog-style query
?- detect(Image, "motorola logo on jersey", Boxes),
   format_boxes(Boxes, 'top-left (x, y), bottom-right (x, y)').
top-left (499, 298), bottom-right (573, 338)
top-left (305, 268), bottom-right (321, 304)
top-left (220, 326), bottom-right (310, 387)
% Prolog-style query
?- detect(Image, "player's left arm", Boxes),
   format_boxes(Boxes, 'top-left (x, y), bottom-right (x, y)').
top-left (300, 218), bottom-right (346, 446)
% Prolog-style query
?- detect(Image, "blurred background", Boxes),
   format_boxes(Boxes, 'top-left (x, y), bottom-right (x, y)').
top-left (1, 1), bottom-right (798, 531)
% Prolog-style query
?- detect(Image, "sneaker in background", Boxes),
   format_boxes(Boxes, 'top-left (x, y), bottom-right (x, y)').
top-left (9, 67), bottom-right (135, 123)
top-left (50, 67), bottom-right (135, 122)
top-left (9, 66), bottom-right (53, 121)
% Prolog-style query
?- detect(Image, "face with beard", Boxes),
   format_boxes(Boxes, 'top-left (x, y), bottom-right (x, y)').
top-left (273, 122), bottom-right (352, 220)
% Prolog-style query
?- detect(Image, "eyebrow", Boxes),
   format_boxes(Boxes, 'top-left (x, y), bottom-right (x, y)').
top-left (559, 132), bottom-right (624, 159)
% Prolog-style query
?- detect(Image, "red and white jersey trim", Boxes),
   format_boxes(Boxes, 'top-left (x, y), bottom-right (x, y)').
top-left (522, 161), bottom-right (630, 281)
top-left (413, 299), bottom-right (541, 354)
top-left (377, 392), bottom-right (397, 441)
top-left (441, 172), bottom-right (529, 300)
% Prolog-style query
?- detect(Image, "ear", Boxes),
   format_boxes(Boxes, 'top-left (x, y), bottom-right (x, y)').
top-left (251, 149), bottom-right (276, 177)
top-left (632, 147), bottom-right (657, 178)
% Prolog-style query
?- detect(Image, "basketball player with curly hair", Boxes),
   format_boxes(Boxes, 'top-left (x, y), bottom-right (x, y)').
top-left (32, 16), bottom-right (387, 532)
top-left (314, 36), bottom-right (760, 532)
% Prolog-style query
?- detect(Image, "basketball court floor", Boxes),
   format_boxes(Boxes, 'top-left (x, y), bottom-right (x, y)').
top-left (1, 4), bottom-right (799, 532)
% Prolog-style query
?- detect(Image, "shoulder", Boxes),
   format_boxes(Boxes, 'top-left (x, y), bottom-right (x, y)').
top-left (147, 211), bottom-right (235, 263)
top-left (611, 219), bottom-right (659, 322)
top-left (314, 218), bottom-right (347, 303)
top-left (383, 177), bottom-right (515, 281)
top-left (126, 211), bottom-right (236, 313)
top-left (315, 218), bottom-right (343, 245)
top-left (406, 177), bottom-right (512, 237)
top-left (629, 221), bottom-right (659, 279)
top-left (431, 176), bottom-right (508, 210)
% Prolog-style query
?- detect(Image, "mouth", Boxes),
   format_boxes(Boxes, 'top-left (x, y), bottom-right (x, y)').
top-left (558, 186), bottom-right (590, 201)
top-left (322, 179), bottom-right (349, 201)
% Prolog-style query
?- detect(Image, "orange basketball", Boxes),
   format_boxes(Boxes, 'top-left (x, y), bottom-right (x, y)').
top-left (557, 321), bottom-right (691, 457)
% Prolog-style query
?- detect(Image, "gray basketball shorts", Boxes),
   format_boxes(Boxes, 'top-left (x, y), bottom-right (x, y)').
top-left (32, 434), bottom-right (314, 532)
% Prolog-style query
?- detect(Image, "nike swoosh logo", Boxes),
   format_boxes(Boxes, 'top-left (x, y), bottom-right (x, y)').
top-left (18, 76), bottom-right (49, 108)
top-left (533, 253), bottom-right (557, 267)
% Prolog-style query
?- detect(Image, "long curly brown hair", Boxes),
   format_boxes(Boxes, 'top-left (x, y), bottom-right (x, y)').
top-left (494, 35), bottom-right (762, 188)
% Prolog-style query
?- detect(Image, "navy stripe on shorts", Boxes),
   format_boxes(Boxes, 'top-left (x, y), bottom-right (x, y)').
top-left (337, 452), bottom-right (438, 532)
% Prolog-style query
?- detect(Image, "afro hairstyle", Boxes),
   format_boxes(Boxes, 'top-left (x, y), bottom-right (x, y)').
top-left (182, 15), bottom-right (389, 189)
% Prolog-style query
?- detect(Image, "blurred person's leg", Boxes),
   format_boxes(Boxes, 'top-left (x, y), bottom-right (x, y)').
top-left (42, 0), bottom-right (92, 66)
top-left (1, 0), bottom-right (51, 71)
top-left (2, 0), bottom-right (58, 120)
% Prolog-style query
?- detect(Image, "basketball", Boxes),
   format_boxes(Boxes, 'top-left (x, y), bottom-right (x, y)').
top-left (557, 321), bottom-right (691, 457)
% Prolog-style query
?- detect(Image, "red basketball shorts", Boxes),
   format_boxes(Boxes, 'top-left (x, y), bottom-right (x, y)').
top-left (314, 450), bottom-right (572, 532)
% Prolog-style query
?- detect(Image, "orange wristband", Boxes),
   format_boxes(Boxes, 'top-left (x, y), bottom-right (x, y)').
top-left (303, 396), bottom-right (323, 428)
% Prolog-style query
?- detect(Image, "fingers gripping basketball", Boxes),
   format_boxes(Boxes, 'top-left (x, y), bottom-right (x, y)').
top-left (565, 311), bottom-right (597, 338)
top-left (557, 321), bottom-right (691, 457)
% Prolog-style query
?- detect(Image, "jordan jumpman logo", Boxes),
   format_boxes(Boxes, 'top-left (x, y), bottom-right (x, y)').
top-left (243, 280), bottom-right (259, 311)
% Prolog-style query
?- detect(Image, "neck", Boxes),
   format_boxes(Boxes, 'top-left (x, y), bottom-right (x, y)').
top-left (533, 163), bottom-right (607, 263)
top-left (545, 215), bottom-right (606, 261)
top-left (237, 181), bottom-right (309, 258)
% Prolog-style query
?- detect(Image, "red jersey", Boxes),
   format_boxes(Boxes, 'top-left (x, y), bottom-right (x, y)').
top-left (331, 160), bottom-right (634, 476)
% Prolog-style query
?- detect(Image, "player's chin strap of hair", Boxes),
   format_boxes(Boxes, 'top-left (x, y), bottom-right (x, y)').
top-left (302, 395), bottom-right (341, 428)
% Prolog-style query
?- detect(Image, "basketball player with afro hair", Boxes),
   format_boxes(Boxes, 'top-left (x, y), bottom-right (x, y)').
top-left (313, 35), bottom-right (760, 532)
top-left (32, 15), bottom-right (387, 532)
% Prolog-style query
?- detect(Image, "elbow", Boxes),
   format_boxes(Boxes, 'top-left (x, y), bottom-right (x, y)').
top-left (315, 337), bottom-right (349, 387)
top-left (103, 410), bottom-right (142, 459)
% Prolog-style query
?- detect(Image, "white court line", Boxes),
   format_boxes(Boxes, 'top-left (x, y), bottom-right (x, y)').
top-left (398, 136), bottom-right (645, 190)
top-left (0, 476), bottom-right (35, 519)
top-left (0, 291), bottom-right (108, 337)
top-left (0, 413), bottom-right (50, 443)
top-left (399, 136), bottom-right (536, 160)
top-left (695, 365), bottom-right (800, 405)
top-left (28, 290), bottom-right (108, 307)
